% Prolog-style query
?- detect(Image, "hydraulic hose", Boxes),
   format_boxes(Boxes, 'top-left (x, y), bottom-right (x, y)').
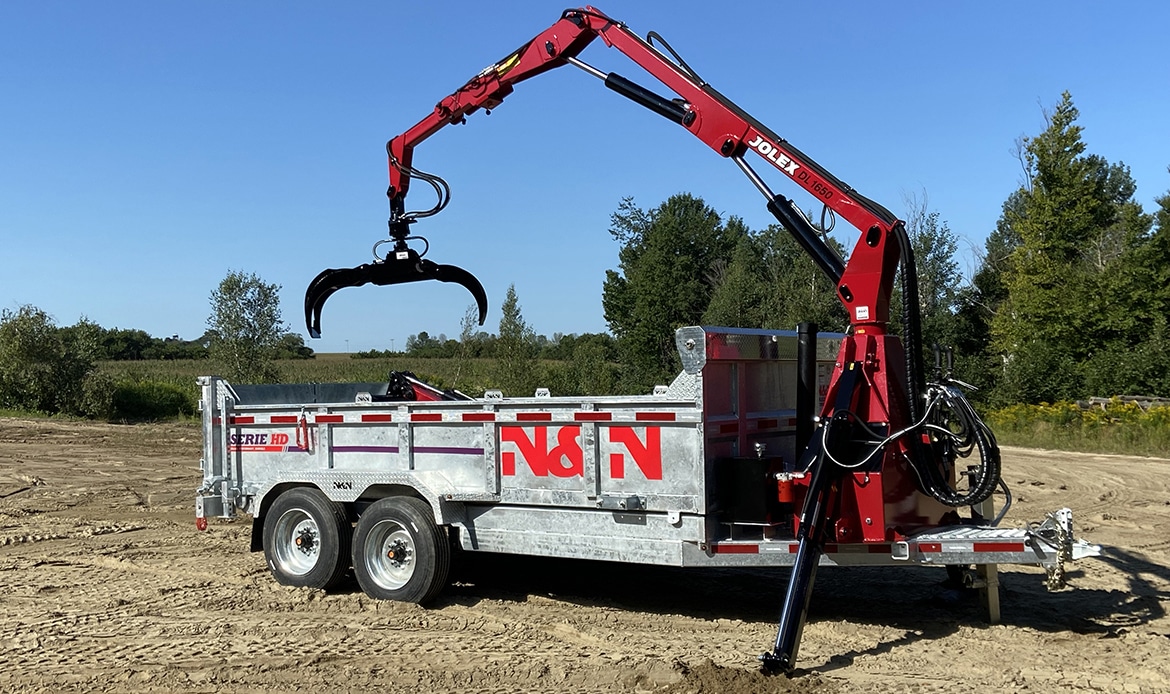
top-left (891, 221), bottom-right (999, 508)
top-left (918, 384), bottom-right (1001, 507)
top-left (892, 221), bottom-right (925, 422)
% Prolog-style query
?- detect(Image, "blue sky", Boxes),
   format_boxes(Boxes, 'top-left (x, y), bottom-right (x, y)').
top-left (2, 1), bottom-right (1167, 354)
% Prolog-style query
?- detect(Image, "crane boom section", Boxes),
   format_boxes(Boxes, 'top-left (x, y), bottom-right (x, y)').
top-left (385, 8), bottom-right (902, 329)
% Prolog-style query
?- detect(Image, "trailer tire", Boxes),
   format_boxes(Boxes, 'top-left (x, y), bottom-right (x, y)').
top-left (352, 496), bottom-right (449, 604)
top-left (262, 487), bottom-right (351, 590)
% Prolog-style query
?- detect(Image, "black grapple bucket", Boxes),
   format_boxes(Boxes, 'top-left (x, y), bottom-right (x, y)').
top-left (304, 247), bottom-right (487, 338)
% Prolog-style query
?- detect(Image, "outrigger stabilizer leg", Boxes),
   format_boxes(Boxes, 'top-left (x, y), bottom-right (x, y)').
top-left (760, 360), bottom-right (864, 675)
top-left (759, 429), bottom-right (839, 675)
top-left (304, 222), bottom-right (487, 339)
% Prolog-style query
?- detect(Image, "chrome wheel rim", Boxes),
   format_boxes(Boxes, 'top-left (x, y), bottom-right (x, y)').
top-left (273, 507), bottom-right (320, 576)
top-left (364, 519), bottom-right (415, 590)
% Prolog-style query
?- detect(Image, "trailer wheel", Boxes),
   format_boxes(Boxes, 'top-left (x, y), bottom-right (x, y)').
top-left (352, 496), bottom-right (450, 604)
top-left (262, 487), bottom-right (351, 590)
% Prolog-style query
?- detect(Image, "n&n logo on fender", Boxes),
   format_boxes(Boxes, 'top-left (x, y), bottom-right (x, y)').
top-left (500, 426), bottom-right (663, 481)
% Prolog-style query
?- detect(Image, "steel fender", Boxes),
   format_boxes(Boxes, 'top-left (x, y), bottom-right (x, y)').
top-left (250, 470), bottom-right (467, 527)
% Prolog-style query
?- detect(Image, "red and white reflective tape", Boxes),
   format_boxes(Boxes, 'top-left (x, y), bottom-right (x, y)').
top-left (915, 541), bottom-right (1026, 554)
top-left (752, 417), bottom-right (798, 430)
top-left (712, 541), bottom-right (1030, 555)
top-left (215, 410), bottom-right (683, 426)
top-left (713, 543), bottom-right (759, 555)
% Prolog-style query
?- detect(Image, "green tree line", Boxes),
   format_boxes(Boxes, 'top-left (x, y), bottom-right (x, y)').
top-left (381, 287), bottom-right (622, 398)
top-left (40, 321), bottom-right (314, 363)
top-left (0, 271), bottom-right (314, 418)
top-left (364, 329), bottom-right (616, 363)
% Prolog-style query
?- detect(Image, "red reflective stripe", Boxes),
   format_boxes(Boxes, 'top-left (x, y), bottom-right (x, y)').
top-left (919, 543), bottom-right (942, 553)
top-left (270, 415), bottom-right (298, 424)
top-left (212, 417), bottom-right (222, 425)
top-left (636, 412), bottom-right (676, 422)
top-left (517, 412), bottom-right (552, 422)
top-left (574, 412), bottom-right (612, 421)
top-left (787, 418), bottom-right (797, 427)
top-left (231, 416), bottom-right (255, 425)
top-left (411, 413), bottom-right (443, 422)
top-left (789, 544), bottom-right (800, 553)
top-left (817, 543), bottom-right (890, 554)
top-left (315, 415), bottom-right (344, 423)
top-left (714, 544), bottom-right (758, 554)
top-left (757, 418), bottom-right (778, 429)
top-left (361, 414), bottom-right (393, 423)
top-left (975, 542), bottom-right (1026, 553)
top-left (462, 413), bottom-right (495, 421)
top-left (719, 422), bottom-right (739, 434)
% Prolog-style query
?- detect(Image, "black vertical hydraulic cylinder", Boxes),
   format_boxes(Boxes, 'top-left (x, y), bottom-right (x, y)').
top-left (762, 362), bottom-right (860, 674)
top-left (796, 322), bottom-right (818, 457)
top-left (761, 437), bottom-right (834, 674)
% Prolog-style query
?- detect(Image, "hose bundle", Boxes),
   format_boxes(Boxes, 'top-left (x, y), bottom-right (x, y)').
top-left (893, 221), bottom-right (1001, 508)
top-left (913, 383), bottom-right (1001, 507)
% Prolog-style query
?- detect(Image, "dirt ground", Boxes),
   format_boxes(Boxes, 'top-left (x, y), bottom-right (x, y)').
top-left (1, 418), bottom-right (1168, 693)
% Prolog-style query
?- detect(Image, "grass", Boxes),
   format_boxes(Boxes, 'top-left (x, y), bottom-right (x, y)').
top-left (985, 399), bottom-right (1170, 458)
top-left (0, 408), bottom-right (51, 419)
top-left (96, 354), bottom-right (506, 404)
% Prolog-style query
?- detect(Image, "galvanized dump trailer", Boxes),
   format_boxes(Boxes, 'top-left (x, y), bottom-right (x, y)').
top-left (196, 326), bottom-right (1098, 611)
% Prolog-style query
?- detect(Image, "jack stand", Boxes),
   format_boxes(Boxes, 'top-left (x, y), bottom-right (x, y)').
top-left (973, 494), bottom-right (1001, 623)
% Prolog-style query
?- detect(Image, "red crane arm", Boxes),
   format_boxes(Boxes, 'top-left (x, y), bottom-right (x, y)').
top-left (386, 7), bottom-right (904, 330)
top-left (386, 14), bottom-right (599, 204)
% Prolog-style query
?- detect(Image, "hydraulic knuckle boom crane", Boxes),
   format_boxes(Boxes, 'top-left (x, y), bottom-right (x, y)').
top-left (303, 6), bottom-right (1003, 674)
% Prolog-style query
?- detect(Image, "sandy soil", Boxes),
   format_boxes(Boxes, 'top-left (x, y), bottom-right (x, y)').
top-left (1, 417), bottom-right (1168, 693)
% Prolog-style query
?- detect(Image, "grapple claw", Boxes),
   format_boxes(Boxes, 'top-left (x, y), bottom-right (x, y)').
top-left (304, 247), bottom-right (487, 338)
